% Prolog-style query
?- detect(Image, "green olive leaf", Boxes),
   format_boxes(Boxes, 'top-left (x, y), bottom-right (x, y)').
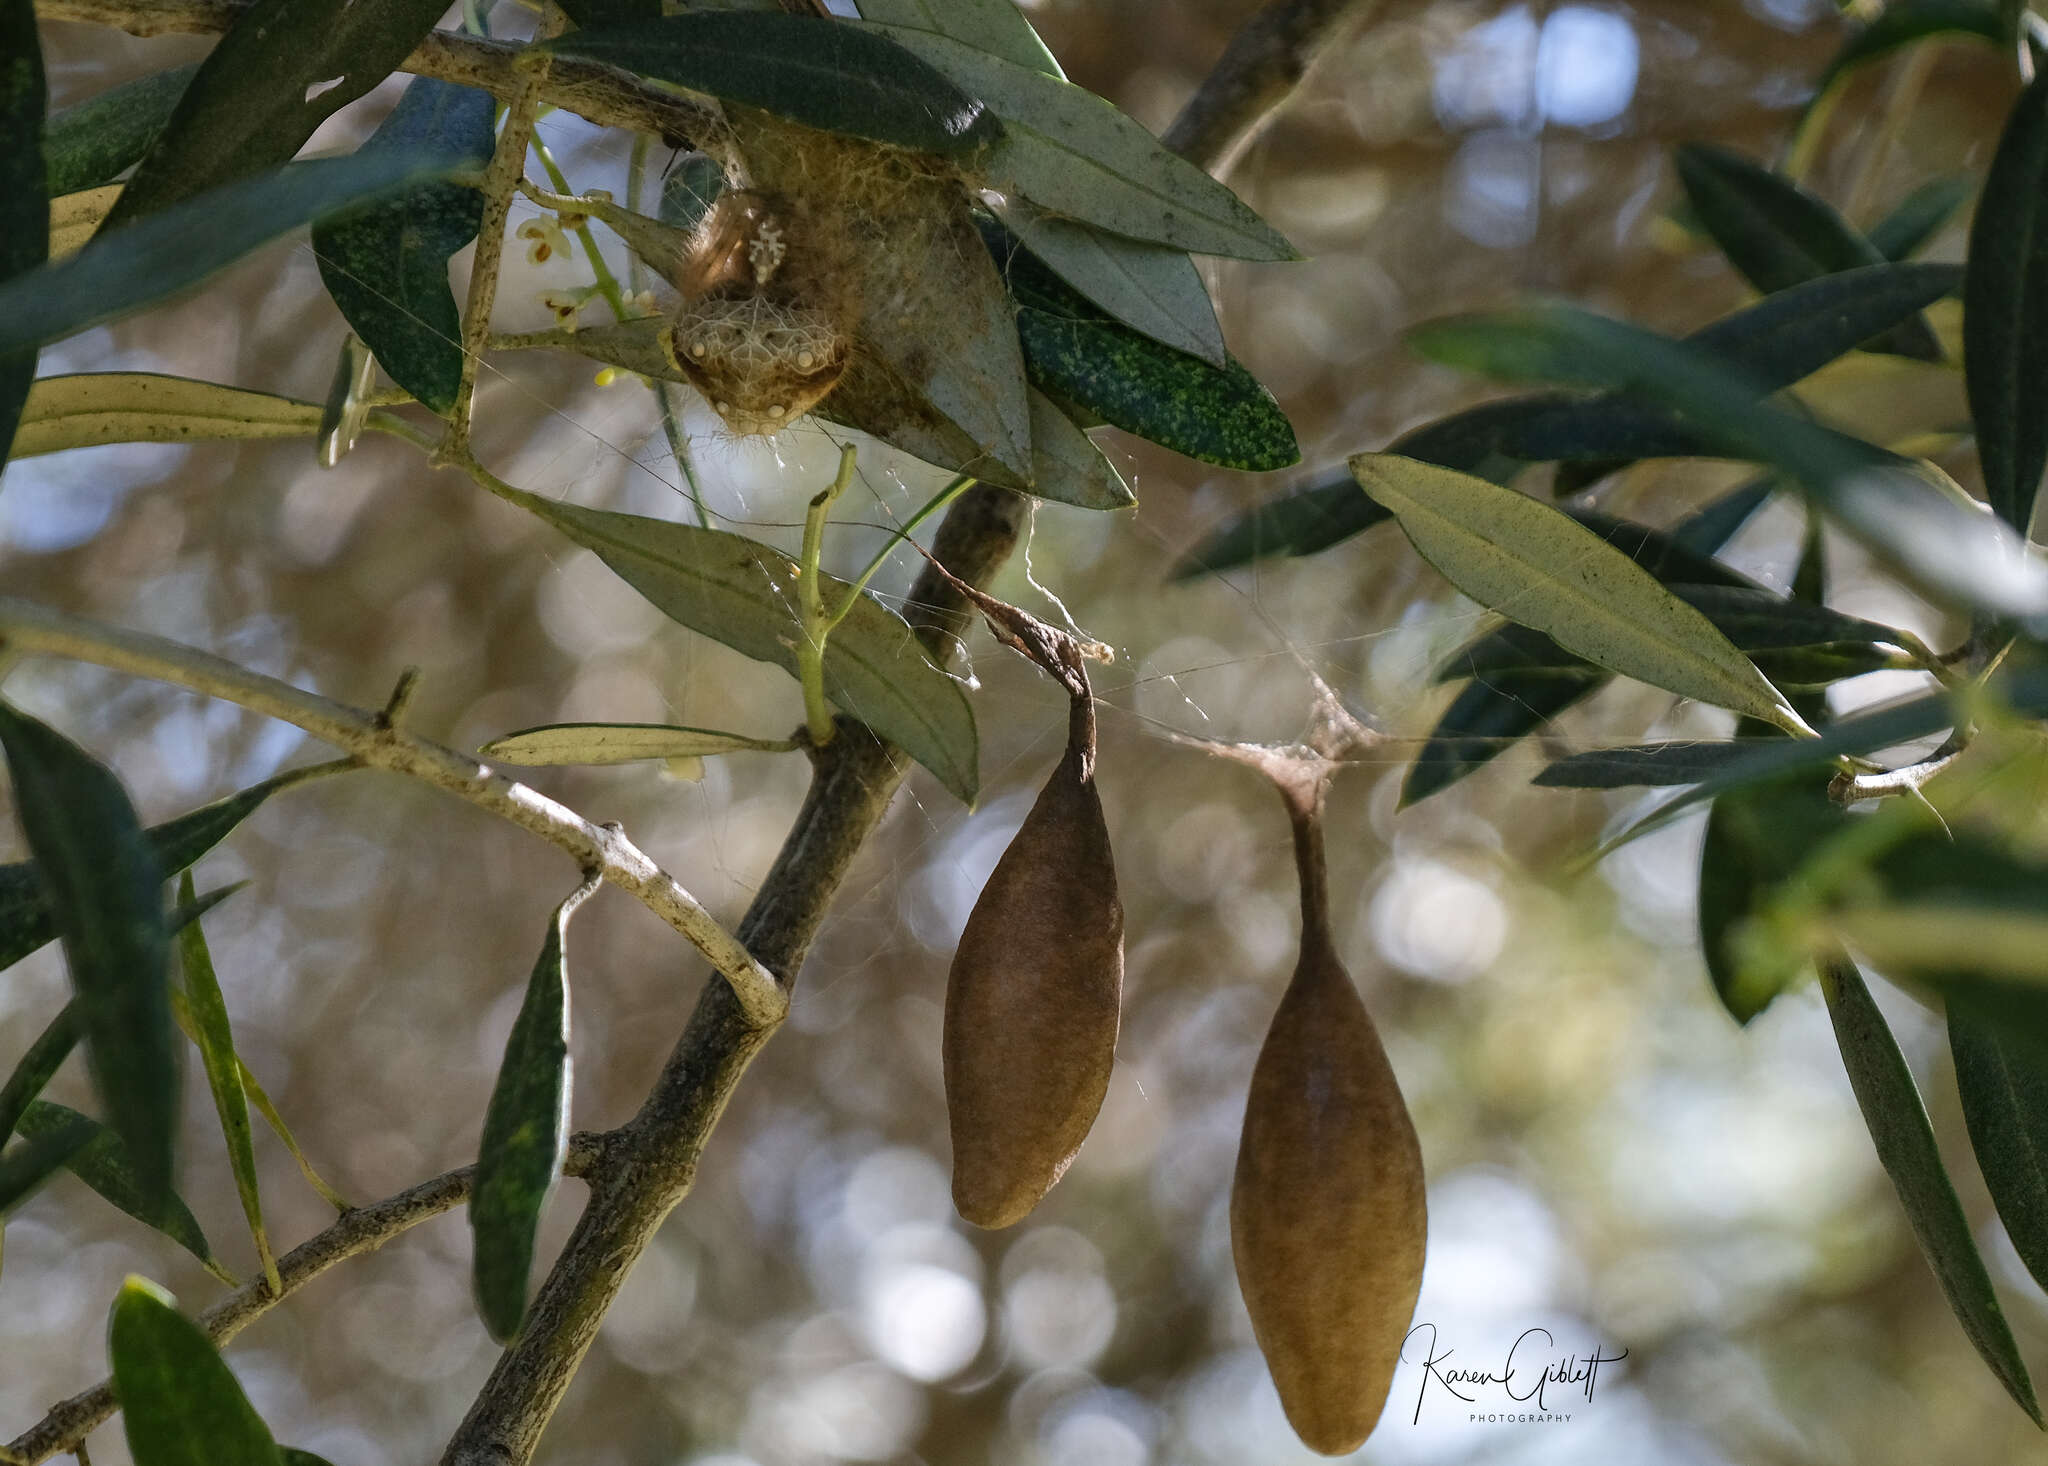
top-left (1819, 956), bottom-right (2041, 1426)
top-left (1951, 1008), bottom-right (2048, 1297)
top-left (1532, 740), bottom-right (1759, 789)
top-left (312, 75), bottom-right (497, 415)
top-left (174, 871), bottom-right (275, 1293)
top-left (996, 200), bottom-right (1226, 365)
top-left (0, 152), bottom-right (462, 360)
top-left (544, 14), bottom-right (1001, 156)
top-left (856, 0), bottom-right (1065, 77)
top-left (1672, 145), bottom-right (1937, 361)
top-left (17, 1103), bottom-right (221, 1277)
top-left (1868, 174), bottom-right (1975, 262)
top-left (0, 1108), bottom-right (94, 1214)
top-left (102, 0), bottom-right (453, 228)
top-left (109, 1276), bottom-right (282, 1466)
top-left (1409, 302), bottom-right (2048, 625)
top-left (481, 723), bottom-right (798, 765)
top-left (0, 1001), bottom-right (78, 1148)
top-left (0, 701), bottom-right (176, 1203)
top-left (986, 216), bottom-right (1293, 468)
top-left (1455, 584), bottom-right (1918, 689)
top-left (471, 880), bottom-right (597, 1343)
top-left (0, 0), bottom-right (47, 472)
top-left (1352, 454), bottom-right (1810, 733)
top-left (859, 22), bottom-right (1297, 261)
top-left (43, 63), bottom-right (196, 196)
top-left (1965, 72), bottom-right (2048, 533)
top-left (492, 486), bottom-right (980, 804)
top-left (1697, 765), bottom-right (1850, 1023)
top-left (1399, 478), bottom-right (1778, 806)
top-left (8, 373), bottom-right (324, 460)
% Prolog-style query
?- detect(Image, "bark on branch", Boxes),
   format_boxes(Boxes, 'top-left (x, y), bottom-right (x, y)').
top-left (1165, 0), bottom-right (1384, 175)
top-left (0, 598), bottom-right (785, 1027)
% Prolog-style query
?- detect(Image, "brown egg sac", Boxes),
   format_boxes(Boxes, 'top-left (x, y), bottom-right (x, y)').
top-left (659, 190), bottom-right (854, 436)
top-left (944, 695), bottom-right (1124, 1229)
top-left (659, 109), bottom-right (978, 439)
top-left (1230, 797), bottom-right (1426, 1455)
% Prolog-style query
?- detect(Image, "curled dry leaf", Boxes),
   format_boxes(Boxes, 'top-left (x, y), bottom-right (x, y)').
top-left (943, 592), bottom-right (1122, 1228)
top-left (1229, 754), bottom-right (1426, 1455)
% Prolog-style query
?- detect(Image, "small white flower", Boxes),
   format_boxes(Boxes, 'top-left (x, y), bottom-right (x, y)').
top-left (518, 216), bottom-right (568, 266)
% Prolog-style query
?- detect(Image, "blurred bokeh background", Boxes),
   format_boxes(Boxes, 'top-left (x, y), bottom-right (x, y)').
top-left (5, 1), bottom-right (2044, 1462)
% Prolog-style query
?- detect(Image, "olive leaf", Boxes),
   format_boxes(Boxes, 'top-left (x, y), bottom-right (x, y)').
top-left (481, 723), bottom-right (798, 765)
top-left (0, 1109), bottom-right (94, 1215)
top-left (109, 1276), bottom-right (282, 1466)
top-left (996, 200), bottom-right (1226, 365)
top-left (1399, 478), bottom-right (1778, 806)
top-left (0, 701), bottom-right (177, 1203)
top-left (0, 1001), bottom-right (78, 1147)
top-left (1026, 389), bottom-right (1135, 510)
top-left (1409, 302), bottom-right (2048, 625)
top-left (1, 884), bottom-right (239, 1160)
top-left (1352, 454), bottom-right (1810, 734)
top-left (1965, 72), bottom-right (2048, 533)
top-left (0, 0), bottom-right (46, 471)
top-left (175, 872), bottom-right (276, 1293)
top-left (1951, 1009), bottom-right (2048, 1296)
top-left (312, 75), bottom-right (497, 415)
top-left (545, 14), bottom-right (1001, 156)
top-left (0, 152), bottom-right (461, 360)
top-left (8, 373), bottom-right (324, 460)
top-left (1819, 957), bottom-right (2042, 1425)
top-left (1673, 144), bottom-right (1938, 362)
top-left (1868, 174), bottom-right (1974, 262)
top-left (1697, 764), bottom-right (1849, 1023)
top-left (1570, 678), bottom-right (2048, 862)
top-left (1453, 584), bottom-right (1920, 689)
top-left (16, 1103), bottom-right (224, 1278)
top-left (985, 216), bottom-right (1294, 469)
top-left (43, 63), bottom-right (196, 196)
top-left (103, 0), bottom-right (454, 228)
top-left (861, 22), bottom-right (1297, 261)
top-left (472, 879), bottom-right (597, 1343)
top-left (857, 0), bottom-right (1065, 76)
top-left (1174, 262), bottom-right (1960, 577)
top-left (492, 485), bottom-right (980, 804)
top-left (1532, 740), bottom-right (1760, 789)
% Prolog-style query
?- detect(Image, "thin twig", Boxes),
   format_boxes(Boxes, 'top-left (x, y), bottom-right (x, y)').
top-left (2, 1136), bottom-right (605, 1465)
top-left (34, 1), bottom-right (722, 144)
top-left (1163, 0), bottom-right (1383, 176)
top-left (441, 25), bottom-right (553, 463)
top-left (1830, 729), bottom-right (1970, 802)
top-left (797, 445), bottom-right (860, 747)
top-left (0, 597), bottom-right (786, 1028)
